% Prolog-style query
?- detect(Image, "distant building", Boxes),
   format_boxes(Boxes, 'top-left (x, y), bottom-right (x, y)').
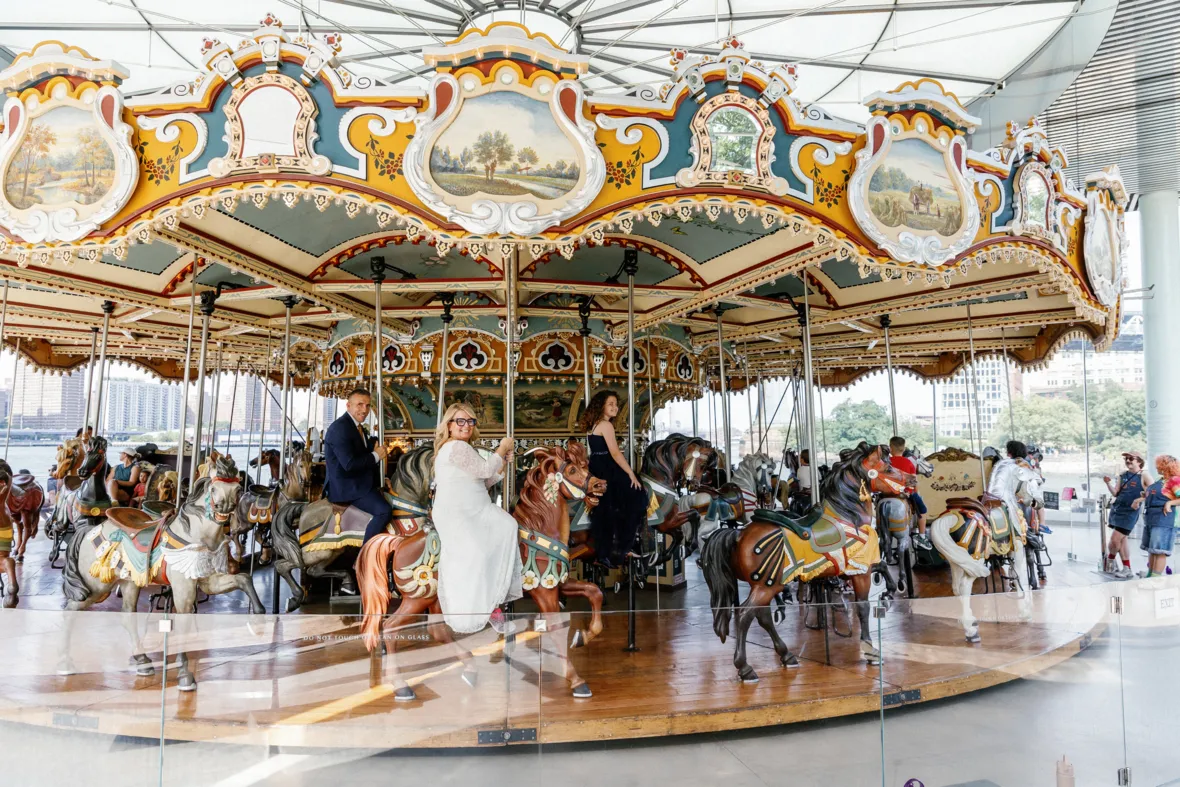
top-left (104, 379), bottom-right (183, 432)
top-left (232, 377), bottom-right (285, 435)
top-left (10, 367), bottom-right (85, 430)
top-left (1023, 312), bottom-right (1144, 396)
top-left (938, 358), bottom-right (1020, 438)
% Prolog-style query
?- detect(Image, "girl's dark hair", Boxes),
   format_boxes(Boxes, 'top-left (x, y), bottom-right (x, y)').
top-left (579, 390), bottom-right (619, 433)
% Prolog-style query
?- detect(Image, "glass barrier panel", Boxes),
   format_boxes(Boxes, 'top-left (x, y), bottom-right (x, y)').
top-left (880, 576), bottom-right (1122, 786)
top-left (0, 608), bottom-right (166, 785)
top-left (151, 608), bottom-right (541, 782)
top-left (1118, 574), bottom-right (1180, 786)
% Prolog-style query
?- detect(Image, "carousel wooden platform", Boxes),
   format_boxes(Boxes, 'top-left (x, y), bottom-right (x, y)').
top-left (0, 534), bottom-right (1111, 749)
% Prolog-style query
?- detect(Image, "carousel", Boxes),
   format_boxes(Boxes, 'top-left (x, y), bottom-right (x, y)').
top-left (0, 19), bottom-right (1127, 747)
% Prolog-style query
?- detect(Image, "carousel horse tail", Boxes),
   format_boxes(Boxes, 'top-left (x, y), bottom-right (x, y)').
top-left (357, 533), bottom-right (401, 652)
top-left (698, 528), bottom-right (740, 643)
top-left (930, 512), bottom-right (990, 579)
top-left (271, 501), bottom-right (307, 570)
top-left (62, 522), bottom-right (100, 603)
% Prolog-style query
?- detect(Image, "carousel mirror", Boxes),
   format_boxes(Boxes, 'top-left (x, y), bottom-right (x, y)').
top-left (1024, 171), bottom-right (1051, 229)
top-left (706, 106), bottom-right (760, 174)
top-left (236, 86), bottom-right (301, 158)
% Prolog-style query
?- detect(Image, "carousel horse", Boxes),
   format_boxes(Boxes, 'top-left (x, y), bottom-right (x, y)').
top-left (0, 460), bottom-right (45, 562)
top-left (699, 442), bottom-right (915, 681)
top-left (45, 436), bottom-right (113, 567)
top-left (269, 450), bottom-right (365, 608)
top-left (356, 444), bottom-right (606, 700)
top-left (0, 468), bottom-right (18, 606)
top-left (52, 439), bottom-right (84, 482)
top-left (135, 465), bottom-right (178, 511)
top-left (874, 448), bottom-right (934, 598)
top-left (707, 453), bottom-right (777, 528)
top-left (59, 455), bottom-right (261, 689)
top-left (250, 448), bottom-right (282, 483)
top-left (232, 450), bottom-right (312, 573)
top-left (928, 456), bottom-right (1045, 642)
top-left (635, 433), bottom-right (718, 562)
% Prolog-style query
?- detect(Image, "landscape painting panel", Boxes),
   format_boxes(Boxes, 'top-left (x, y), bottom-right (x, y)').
top-left (513, 383), bottom-right (580, 431)
top-left (444, 385), bottom-right (506, 431)
top-left (430, 92), bottom-right (580, 201)
top-left (4, 106), bottom-right (115, 210)
top-left (867, 138), bottom-right (963, 237)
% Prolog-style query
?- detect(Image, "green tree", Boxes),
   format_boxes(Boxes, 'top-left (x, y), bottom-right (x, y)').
top-left (517, 146), bottom-right (538, 175)
top-left (474, 130), bottom-right (514, 182)
top-left (989, 395), bottom-right (1085, 450)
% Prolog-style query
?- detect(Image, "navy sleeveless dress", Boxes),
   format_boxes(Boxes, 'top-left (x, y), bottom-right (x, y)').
top-left (587, 433), bottom-right (648, 566)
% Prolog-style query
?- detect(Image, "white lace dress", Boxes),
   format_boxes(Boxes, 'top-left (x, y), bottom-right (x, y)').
top-left (432, 440), bottom-right (522, 633)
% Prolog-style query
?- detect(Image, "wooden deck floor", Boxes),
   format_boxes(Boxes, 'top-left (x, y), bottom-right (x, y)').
top-left (0, 531), bottom-right (1113, 748)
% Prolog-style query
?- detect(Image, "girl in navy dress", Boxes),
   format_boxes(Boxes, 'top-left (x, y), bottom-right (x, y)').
top-left (578, 390), bottom-right (647, 568)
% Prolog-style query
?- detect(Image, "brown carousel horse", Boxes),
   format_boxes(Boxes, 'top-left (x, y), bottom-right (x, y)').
top-left (250, 448), bottom-right (282, 483)
top-left (52, 439), bottom-right (84, 483)
top-left (357, 444), bottom-right (606, 701)
top-left (0, 460), bottom-right (45, 562)
top-left (699, 442), bottom-right (916, 682)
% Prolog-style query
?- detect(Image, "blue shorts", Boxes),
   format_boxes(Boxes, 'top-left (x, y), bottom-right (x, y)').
top-left (1145, 524), bottom-right (1176, 556)
top-left (909, 492), bottom-right (927, 516)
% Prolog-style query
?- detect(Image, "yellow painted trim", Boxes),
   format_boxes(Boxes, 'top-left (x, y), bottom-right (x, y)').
top-left (445, 22), bottom-right (568, 53)
top-left (17, 77), bottom-right (104, 103)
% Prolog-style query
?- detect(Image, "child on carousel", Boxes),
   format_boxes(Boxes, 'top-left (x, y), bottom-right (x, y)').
top-left (1133, 454), bottom-right (1180, 578)
top-left (888, 436), bottom-right (931, 550)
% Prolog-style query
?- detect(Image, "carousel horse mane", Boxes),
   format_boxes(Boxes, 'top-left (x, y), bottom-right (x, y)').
top-left (733, 454), bottom-right (772, 490)
top-left (818, 441), bottom-right (884, 526)
top-left (389, 444), bottom-right (435, 505)
top-left (513, 448), bottom-right (570, 536)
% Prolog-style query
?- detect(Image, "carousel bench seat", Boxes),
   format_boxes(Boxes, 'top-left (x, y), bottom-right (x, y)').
top-left (750, 507), bottom-right (845, 553)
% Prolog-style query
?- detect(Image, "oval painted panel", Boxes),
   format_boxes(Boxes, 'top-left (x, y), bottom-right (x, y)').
top-left (4, 106), bottom-right (116, 211)
top-left (429, 92), bottom-right (579, 201)
top-left (867, 138), bottom-right (963, 238)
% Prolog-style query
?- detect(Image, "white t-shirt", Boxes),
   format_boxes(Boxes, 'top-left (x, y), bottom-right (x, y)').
top-left (796, 464), bottom-right (812, 490)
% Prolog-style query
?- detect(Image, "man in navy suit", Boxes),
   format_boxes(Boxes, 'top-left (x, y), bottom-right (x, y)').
top-left (323, 387), bottom-right (391, 544)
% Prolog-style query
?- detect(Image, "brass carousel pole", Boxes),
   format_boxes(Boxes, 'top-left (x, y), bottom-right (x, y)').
top-left (241, 363), bottom-right (258, 481)
top-left (82, 327), bottom-right (97, 434)
top-left (800, 273), bottom-right (818, 506)
top-left (3, 338), bottom-right (20, 460)
top-left (0, 282), bottom-right (11, 438)
top-left (1000, 326), bottom-right (1016, 440)
top-left (256, 335), bottom-right (271, 485)
top-left (175, 288), bottom-right (196, 506)
top-left (371, 259), bottom-right (386, 475)
top-left (504, 249), bottom-right (519, 511)
top-left (276, 296), bottom-right (297, 486)
top-left (743, 346), bottom-right (754, 458)
top-left (188, 291), bottom-right (218, 495)
top-left (578, 297), bottom-right (592, 409)
top-left (715, 309), bottom-right (730, 483)
top-left (691, 387), bottom-right (699, 438)
top-left (93, 301), bottom-right (115, 434)
top-left (882, 314), bottom-right (898, 435)
top-left (645, 335), bottom-right (656, 441)
top-left (274, 296), bottom-right (296, 613)
top-left (931, 382), bottom-right (938, 452)
top-left (207, 342), bottom-right (224, 454)
top-left (965, 302), bottom-right (987, 480)
top-left (224, 359), bottom-right (240, 456)
top-left (623, 247), bottom-right (639, 653)
top-left (436, 293), bottom-right (455, 428)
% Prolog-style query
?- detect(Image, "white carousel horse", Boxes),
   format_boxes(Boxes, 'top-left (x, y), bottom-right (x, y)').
top-left (729, 452), bottom-right (777, 521)
top-left (929, 457), bottom-right (1044, 642)
top-left (59, 455), bottom-right (263, 689)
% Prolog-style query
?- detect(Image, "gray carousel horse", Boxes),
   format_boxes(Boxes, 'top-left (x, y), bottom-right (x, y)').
top-left (874, 448), bottom-right (935, 598)
top-left (45, 436), bottom-right (113, 567)
top-left (59, 455), bottom-right (262, 689)
top-left (707, 452), bottom-right (777, 530)
top-left (269, 451), bottom-right (363, 610)
top-left (230, 450), bottom-right (311, 570)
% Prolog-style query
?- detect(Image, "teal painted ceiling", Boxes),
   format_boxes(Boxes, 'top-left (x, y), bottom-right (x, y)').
top-left (216, 201), bottom-right (383, 258)
top-left (101, 241), bottom-right (183, 275)
top-left (534, 245), bottom-right (681, 286)
top-left (631, 213), bottom-right (771, 263)
top-left (195, 263), bottom-right (255, 289)
top-left (338, 243), bottom-right (496, 282)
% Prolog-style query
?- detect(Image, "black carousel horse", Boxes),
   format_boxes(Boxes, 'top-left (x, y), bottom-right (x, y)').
top-left (45, 436), bottom-right (113, 567)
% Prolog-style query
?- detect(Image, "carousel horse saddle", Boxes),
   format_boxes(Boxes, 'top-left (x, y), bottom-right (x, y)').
top-left (105, 507), bottom-right (168, 555)
top-left (91, 507), bottom-right (170, 587)
top-left (946, 494), bottom-right (1004, 518)
top-left (12, 473), bottom-right (36, 490)
top-left (751, 507), bottom-right (845, 553)
top-left (247, 485), bottom-right (279, 524)
top-left (299, 501), bottom-right (372, 548)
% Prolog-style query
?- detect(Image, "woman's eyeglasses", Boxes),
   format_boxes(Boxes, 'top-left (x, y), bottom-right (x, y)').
top-left (451, 418), bottom-right (478, 427)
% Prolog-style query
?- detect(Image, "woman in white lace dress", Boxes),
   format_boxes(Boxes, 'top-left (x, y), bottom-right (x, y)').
top-left (432, 403), bottom-right (522, 634)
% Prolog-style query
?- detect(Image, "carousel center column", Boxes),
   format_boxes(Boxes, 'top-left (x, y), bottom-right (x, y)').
top-left (1141, 191), bottom-right (1180, 466)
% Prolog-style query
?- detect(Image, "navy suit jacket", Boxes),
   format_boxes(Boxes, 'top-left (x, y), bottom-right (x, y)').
top-left (323, 412), bottom-right (380, 504)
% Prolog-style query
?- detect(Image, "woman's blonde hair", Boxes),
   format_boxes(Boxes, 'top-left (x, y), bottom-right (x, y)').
top-left (434, 402), bottom-right (480, 451)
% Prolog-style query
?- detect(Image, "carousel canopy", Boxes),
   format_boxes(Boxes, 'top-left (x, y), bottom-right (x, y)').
top-left (0, 14), bottom-right (1125, 400)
